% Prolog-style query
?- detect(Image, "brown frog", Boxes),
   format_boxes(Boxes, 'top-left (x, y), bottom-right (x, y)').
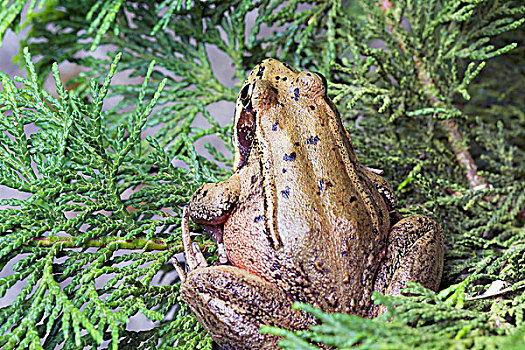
top-left (177, 59), bottom-right (444, 349)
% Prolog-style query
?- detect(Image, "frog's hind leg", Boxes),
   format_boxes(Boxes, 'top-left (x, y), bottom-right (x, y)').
top-left (178, 207), bottom-right (314, 350)
top-left (370, 215), bottom-right (444, 317)
top-left (181, 265), bottom-right (315, 349)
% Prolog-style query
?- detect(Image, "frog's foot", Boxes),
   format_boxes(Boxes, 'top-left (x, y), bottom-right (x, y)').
top-left (370, 215), bottom-right (444, 317)
top-left (188, 176), bottom-right (240, 262)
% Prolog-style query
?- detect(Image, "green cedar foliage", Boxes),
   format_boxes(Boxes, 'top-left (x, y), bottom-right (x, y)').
top-left (0, 0), bottom-right (523, 349)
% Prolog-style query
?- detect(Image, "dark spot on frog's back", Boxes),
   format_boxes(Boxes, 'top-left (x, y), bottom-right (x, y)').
top-left (257, 65), bottom-right (266, 77)
top-left (306, 135), bottom-right (320, 145)
top-left (282, 77), bottom-right (288, 81)
top-left (283, 62), bottom-right (293, 70)
top-left (283, 152), bottom-right (296, 161)
top-left (309, 105), bottom-right (315, 110)
top-left (281, 186), bottom-right (290, 199)
top-left (254, 215), bottom-right (265, 223)
top-left (293, 88), bottom-right (300, 101)
top-left (272, 119), bottom-right (279, 131)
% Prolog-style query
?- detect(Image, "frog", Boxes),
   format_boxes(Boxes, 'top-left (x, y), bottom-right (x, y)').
top-left (176, 58), bottom-right (444, 350)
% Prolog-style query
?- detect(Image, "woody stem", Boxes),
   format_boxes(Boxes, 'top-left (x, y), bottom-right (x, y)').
top-left (379, 0), bottom-right (488, 189)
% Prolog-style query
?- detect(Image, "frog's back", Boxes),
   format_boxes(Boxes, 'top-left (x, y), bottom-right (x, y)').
top-left (269, 103), bottom-right (390, 314)
top-left (226, 58), bottom-right (391, 315)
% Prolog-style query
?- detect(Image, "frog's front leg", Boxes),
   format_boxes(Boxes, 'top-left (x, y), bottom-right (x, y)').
top-left (370, 215), bottom-right (444, 317)
top-left (189, 174), bottom-right (240, 225)
top-left (189, 174), bottom-right (240, 263)
top-left (178, 208), bottom-right (315, 350)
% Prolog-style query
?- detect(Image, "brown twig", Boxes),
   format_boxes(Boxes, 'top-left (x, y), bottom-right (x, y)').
top-left (379, 0), bottom-right (488, 189)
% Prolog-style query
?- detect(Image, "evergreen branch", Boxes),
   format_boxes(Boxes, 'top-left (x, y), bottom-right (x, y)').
top-left (0, 0), bottom-right (53, 45)
top-left (379, 0), bottom-right (488, 189)
top-left (264, 284), bottom-right (524, 349)
top-left (0, 46), bottom-right (207, 348)
top-left (27, 236), bottom-right (182, 251)
top-left (0, 1), bottom-right (523, 349)
top-left (86, 0), bottom-right (123, 51)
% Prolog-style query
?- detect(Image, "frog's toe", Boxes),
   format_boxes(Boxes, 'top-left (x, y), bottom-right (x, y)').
top-left (181, 206), bottom-right (208, 272)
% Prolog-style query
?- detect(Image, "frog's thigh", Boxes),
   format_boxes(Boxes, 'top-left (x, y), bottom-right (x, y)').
top-left (362, 168), bottom-right (397, 211)
top-left (189, 174), bottom-right (241, 225)
top-left (371, 215), bottom-right (444, 317)
top-left (181, 265), bottom-right (314, 350)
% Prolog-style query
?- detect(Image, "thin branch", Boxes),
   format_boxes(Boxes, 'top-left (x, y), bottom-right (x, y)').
top-left (27, 235), bottom-right (217, 252)
top-left (380, 0), bottom-right (488, 189)
top-left (28, 236), bottom-right (178, 251)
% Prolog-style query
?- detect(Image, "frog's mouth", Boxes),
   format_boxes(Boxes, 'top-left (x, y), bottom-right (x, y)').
top-left (235, 83), bottom-right (256, 170)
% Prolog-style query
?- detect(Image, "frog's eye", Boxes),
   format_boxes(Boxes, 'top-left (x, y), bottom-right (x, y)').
top-left (294, 71), bottom-right (327, 99)
top-left (240, 83), bottom-right (254, 108)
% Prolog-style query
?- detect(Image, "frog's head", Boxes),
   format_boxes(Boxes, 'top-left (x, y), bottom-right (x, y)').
top-left (232, 59), bottom-right (330, 170)
top-left (245, 58), bottom-right (327, 102)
